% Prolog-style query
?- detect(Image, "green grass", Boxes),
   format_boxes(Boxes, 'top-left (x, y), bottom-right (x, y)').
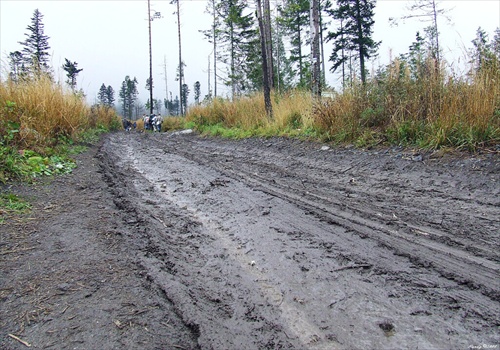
top-left (0, 193), bottom-right (31, 223)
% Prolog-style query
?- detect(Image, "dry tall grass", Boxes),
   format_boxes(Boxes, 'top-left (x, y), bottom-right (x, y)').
top-left (187, 57), bottom-right (499, 149)
top-left (0, 76), bottom-right (120, 150)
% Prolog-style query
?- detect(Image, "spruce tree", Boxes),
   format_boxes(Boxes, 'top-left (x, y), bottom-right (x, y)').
top-left (327, 0), bottom-right (380, 84)
top-left (208, 0), bottom-right (256, 98)
top-left (8, 51), bottom-right (24, 82)
top-left (194, 81), bottom-right (201, 104)
top-left (62, 59), bottom-right (83, 91)
top-left (19, 9), bottom-right (51, 76)
top-left (98, 84), bottom-right (108, 106)
top-left (181, 83), bottom-right (190, 114)
top-left (119, 76), bottom-right (139, 118)
top-left (470, 27), bottom-right (492, 73)
top-left (278, 0), bottom-right (311, 87)
top-left (106, 86), bottom-right (115, 107)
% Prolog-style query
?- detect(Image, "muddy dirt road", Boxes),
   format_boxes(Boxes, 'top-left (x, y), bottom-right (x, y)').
top-left (1, 131), bottom-right (499, 349)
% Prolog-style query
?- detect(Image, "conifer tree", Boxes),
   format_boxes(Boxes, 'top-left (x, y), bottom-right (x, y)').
top-left (181, 83), bottom-right (190, 113)
top-left (19, 9), bottom-right (51, 76)
top-left (194, 81), bottom-right (201, 104)
top-left (470, 27), bottom-right (492, 73)
top-left (204, 0), bottom-right (256, 98)
top-left (8, 51), bottom-right (24, 82)
top-left (119, 76), bottom-right (139, 119)
top-left (62, 59), bottom-right (83, 91)
top-left (98, 84), bottom-right (108, 106)
top-left (278, 0), bottom-right (311, 87)
top-left (106, 86), bottom-right (115, 107)
top-left (327, 0), bottom-right (380, 84)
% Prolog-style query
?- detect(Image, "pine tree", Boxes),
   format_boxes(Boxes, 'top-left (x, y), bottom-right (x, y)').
top-left (119, 76), bottom-right (139, 119)
top-left (173, 95), bottom-right (180, 116)
top-left (19, 9), bottom-right (51, 76)
top-left (407, 31), bottom-right (426, 80)
top-left (194, 81), bottom-right (201, 104)
top-left (278, 0), bottom-right (311, 87)
top-left (98, 84), bottom-right (108, 106)
top-left (62, 59), bottom-right (83, 91)
top-left (327, 0), bottom-right (380, 84)
top-left (213, 0), bottom-right (256, 98)
top-left (492, 28), bottom-right (500, 60)
top-left (106, 86), bottom-right (115, 107)
top-left (98, 84), bottom-right (115, 108)
top-left (470, 27), bottom-right (493, 73)
top-left (181, 83), bottom-right (190, 114)
top-left (8, 51), bottom-right (24, 82)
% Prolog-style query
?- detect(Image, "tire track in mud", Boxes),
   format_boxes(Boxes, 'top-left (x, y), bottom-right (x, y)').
top-left (100, 132), bottom-right (499, 349)
top-left (160, 134), bottom-right (500, 300)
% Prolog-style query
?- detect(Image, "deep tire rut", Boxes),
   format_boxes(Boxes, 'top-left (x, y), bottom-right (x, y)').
top-left (99, 132), bottom-right (499, 350)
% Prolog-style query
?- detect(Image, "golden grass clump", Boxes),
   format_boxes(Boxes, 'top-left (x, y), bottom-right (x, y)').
top-left (0, 76), bottom-right (120, 150)
top-left (187, 94), bottom-right (269, 130)
top-left (273, 90), bottom-right (313, 131)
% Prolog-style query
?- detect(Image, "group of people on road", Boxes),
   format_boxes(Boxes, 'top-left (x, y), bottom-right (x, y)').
top-left (122, 114), bottom-right (163, 133)
top-left (143, 114), bottom-right (163, 132)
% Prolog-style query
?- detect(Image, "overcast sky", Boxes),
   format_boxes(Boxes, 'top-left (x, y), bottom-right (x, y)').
top-left (1, 0), bottom-right (499, 106)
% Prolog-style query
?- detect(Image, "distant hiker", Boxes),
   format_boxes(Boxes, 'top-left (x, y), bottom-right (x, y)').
top-left (149, 114), bottom-right (156, 131)
top-left (143, 114), bottom-right (150, 130)
top-left (122, 118), bottom-right (132, 132)
top-left (154, 115), bottom-right (163, 132)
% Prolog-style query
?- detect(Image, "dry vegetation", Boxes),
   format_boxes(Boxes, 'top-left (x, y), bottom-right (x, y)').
top-left (0, 76), bottom-right (119, 150)
top-left (0, 75), bottom-right (120, 182)
top-left (187, 59), bottom-right (500, 150)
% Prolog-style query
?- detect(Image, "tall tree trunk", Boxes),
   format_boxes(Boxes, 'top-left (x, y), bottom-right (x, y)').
top-left (230, 22), bottom-right (236, 99)
top-left (319, 1), bottom-right (326, 86)
top-left (431, 0), bottom-right (440, 67)
top-left (263, 0), bottom-right (274, 88)
top-left (256, 0), bottom-right (273, 118)
top-left (212, 0), bottom-right (217, 97)
top-left (310, 0), bottom-right (321, 97)
top-left (176, 0), bottom-right (184, 116)
top-left (148, 0), bottom-right (154, 115)
top-left (297, 20), bottom-right (303, 83)
top-left (341, 19), bottom-right (346, 87)
top-left (355, 0), bottom-right (366, 84)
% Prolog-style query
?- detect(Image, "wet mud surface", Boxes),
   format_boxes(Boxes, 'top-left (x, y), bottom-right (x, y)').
top-left (1, 131), bottom-right (499, 349)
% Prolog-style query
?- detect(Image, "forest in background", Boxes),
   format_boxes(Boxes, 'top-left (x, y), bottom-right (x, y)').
top-left (0, 0), bottom-right (499, 183)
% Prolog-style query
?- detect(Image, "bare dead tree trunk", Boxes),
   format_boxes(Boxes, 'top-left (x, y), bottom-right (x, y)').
top-left (256, 0), bottom-right (273, 118)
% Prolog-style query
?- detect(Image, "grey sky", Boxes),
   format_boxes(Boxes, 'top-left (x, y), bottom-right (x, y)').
top-left (1, 0), bottom-right (499, 107)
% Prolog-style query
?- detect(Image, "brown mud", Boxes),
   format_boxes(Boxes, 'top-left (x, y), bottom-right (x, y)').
top-left (1, 131), bottom-right (499, 349)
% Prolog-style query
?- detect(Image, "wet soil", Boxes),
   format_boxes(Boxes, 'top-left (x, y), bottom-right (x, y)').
top-left (1, 131), bottom-right (499, 349)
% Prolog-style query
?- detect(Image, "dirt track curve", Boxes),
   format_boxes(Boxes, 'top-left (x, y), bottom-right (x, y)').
top-left (1, 131), bottom-right (499, 350)
top-left (99, 131), bottom-right (499, 349)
